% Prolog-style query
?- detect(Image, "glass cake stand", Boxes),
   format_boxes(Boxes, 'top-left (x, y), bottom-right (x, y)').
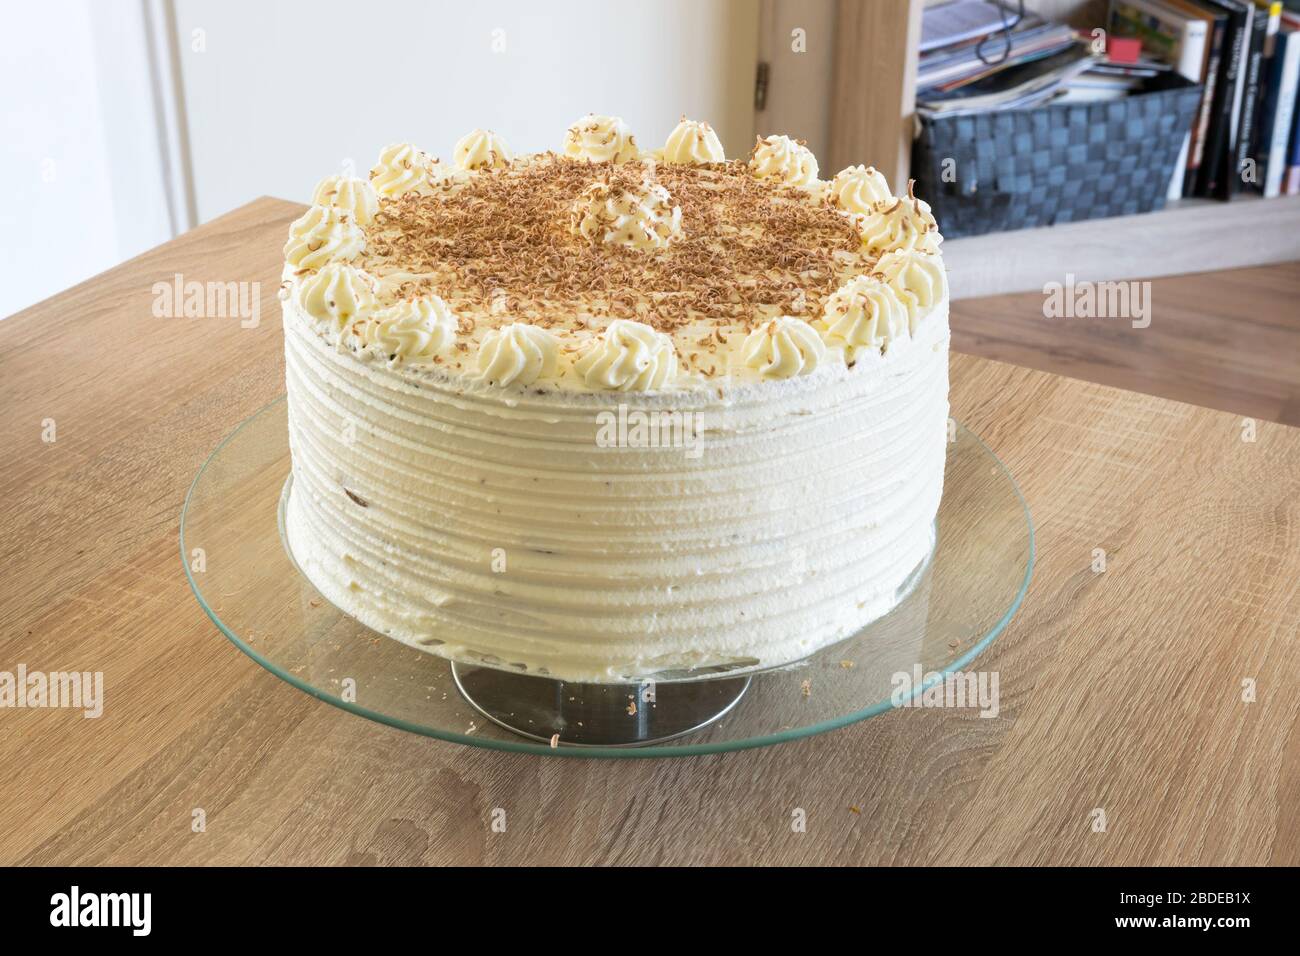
top-left (181, 397), bottom-right (1033, 757)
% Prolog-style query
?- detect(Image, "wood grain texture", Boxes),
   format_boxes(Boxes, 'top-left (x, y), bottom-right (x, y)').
top-left (951, 261), bottom-right (1300, 428)
top-left (828, 0), bottom-right (922, 190)
top-left (1, 198), bottom-right (1297, 866)
top-left (755, 0), bottom-right (837, 160)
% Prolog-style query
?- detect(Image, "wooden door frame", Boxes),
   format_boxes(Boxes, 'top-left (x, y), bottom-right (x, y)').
top-left (827, 0), bottom-right (923, 190)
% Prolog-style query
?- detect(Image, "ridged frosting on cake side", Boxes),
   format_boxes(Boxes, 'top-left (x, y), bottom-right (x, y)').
top-left (282, 299), bottom-right (949, 681)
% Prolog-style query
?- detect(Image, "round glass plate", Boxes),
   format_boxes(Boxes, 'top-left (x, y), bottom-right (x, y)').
top-left (181, 397), bottom-right (1033, 758)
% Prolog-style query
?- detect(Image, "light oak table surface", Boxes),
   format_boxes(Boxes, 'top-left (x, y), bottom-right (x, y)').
top-left (950, 260), bottom-right (1300, 428)
top-left (1, 198), bottom-right (1297, 866)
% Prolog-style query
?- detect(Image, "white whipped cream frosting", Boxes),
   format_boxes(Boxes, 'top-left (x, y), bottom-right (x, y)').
top-left (311, 175), bottom-right (379, 226)
top-left (570, 179), bottom-right (682, 251)
top-left (476, 322), bottom-right (560, 387)
top-left (741, 316), bottom-right (827, 379)
top-left (283, 205), bottom-right (366, 270)
top-left (454, 129), bottom-right (512, 170)
top-left (829, 165), bottom-right (892, 216)
top-left (876, 249), bottom-right (946, 332)
top-left (819, 274), bottom-right (909, 359)
top-left (294, 263), bottom-right (379, 332)
top-left (662, 118), bottom-right (725, 164)
top-left (749, 134), bottom-right (819, 188)
top-left (856, 195), bottom-right (942, 256)
top-left (574, 318), bottom-right (678, 391)
top-left (358, 295), bottom-right (458, 365)
top-left (370, 142), bottom-right (443, 198)
top-left (563, 114), bottom-right (639, 163)
top-left (282, 294), bottom-right (950, 681)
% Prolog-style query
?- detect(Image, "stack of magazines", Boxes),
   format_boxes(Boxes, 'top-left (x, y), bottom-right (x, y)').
top-left (1056, 55), bottom-right (1176, 102)
top-left (917, 2), bottom-right (1094, 115)
top-left (1106, 0), bottom-right (1300, 200)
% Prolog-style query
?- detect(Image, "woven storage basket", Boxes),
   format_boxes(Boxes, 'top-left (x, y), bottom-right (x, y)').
top-left (912, 73), bottom-right (1203, 238)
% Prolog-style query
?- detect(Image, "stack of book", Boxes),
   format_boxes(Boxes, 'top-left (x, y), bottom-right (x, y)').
top-left (917, 2), bottom-right (1093, 115)
top-left (1108, 0), bottom-right (1300, 200)
top-left (1056, 55), bottom-right (1176, 102)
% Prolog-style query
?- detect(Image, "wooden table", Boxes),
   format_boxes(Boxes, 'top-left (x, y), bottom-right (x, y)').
top-left (1, 198), bottom-right (1297, 866)
top-left (950, 261), bottom-right (1300, 429)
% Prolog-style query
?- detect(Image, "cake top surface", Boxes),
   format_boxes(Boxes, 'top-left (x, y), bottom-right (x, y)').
top-left (282, 116), bottom-right (947, 392)
top-left (366, 155), bottom-right (865, 332)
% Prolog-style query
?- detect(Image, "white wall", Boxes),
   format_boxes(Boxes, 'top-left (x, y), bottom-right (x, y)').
top-left (173, 0), bottom-right (760, 220)
top-left (0, 1), bottom-right (173, 319)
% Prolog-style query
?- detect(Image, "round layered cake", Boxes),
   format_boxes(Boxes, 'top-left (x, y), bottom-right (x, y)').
top-left (280, 115), bottom-right (950, 682)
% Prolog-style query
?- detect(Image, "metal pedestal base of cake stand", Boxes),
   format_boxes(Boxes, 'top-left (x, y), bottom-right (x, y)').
top-left (450, 663), bottom-right (751, 747)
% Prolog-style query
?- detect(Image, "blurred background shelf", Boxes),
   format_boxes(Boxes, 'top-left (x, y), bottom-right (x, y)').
top-left (775, 0), bottom-right (1300, 297)
top-left (945, 192), bottom-right (1300, 297)
top-left (817, 0), bottom-right (1108, 185)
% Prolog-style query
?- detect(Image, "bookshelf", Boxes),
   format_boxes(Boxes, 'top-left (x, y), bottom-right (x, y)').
top-left (825, 0), bottom-right (1300, 295)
